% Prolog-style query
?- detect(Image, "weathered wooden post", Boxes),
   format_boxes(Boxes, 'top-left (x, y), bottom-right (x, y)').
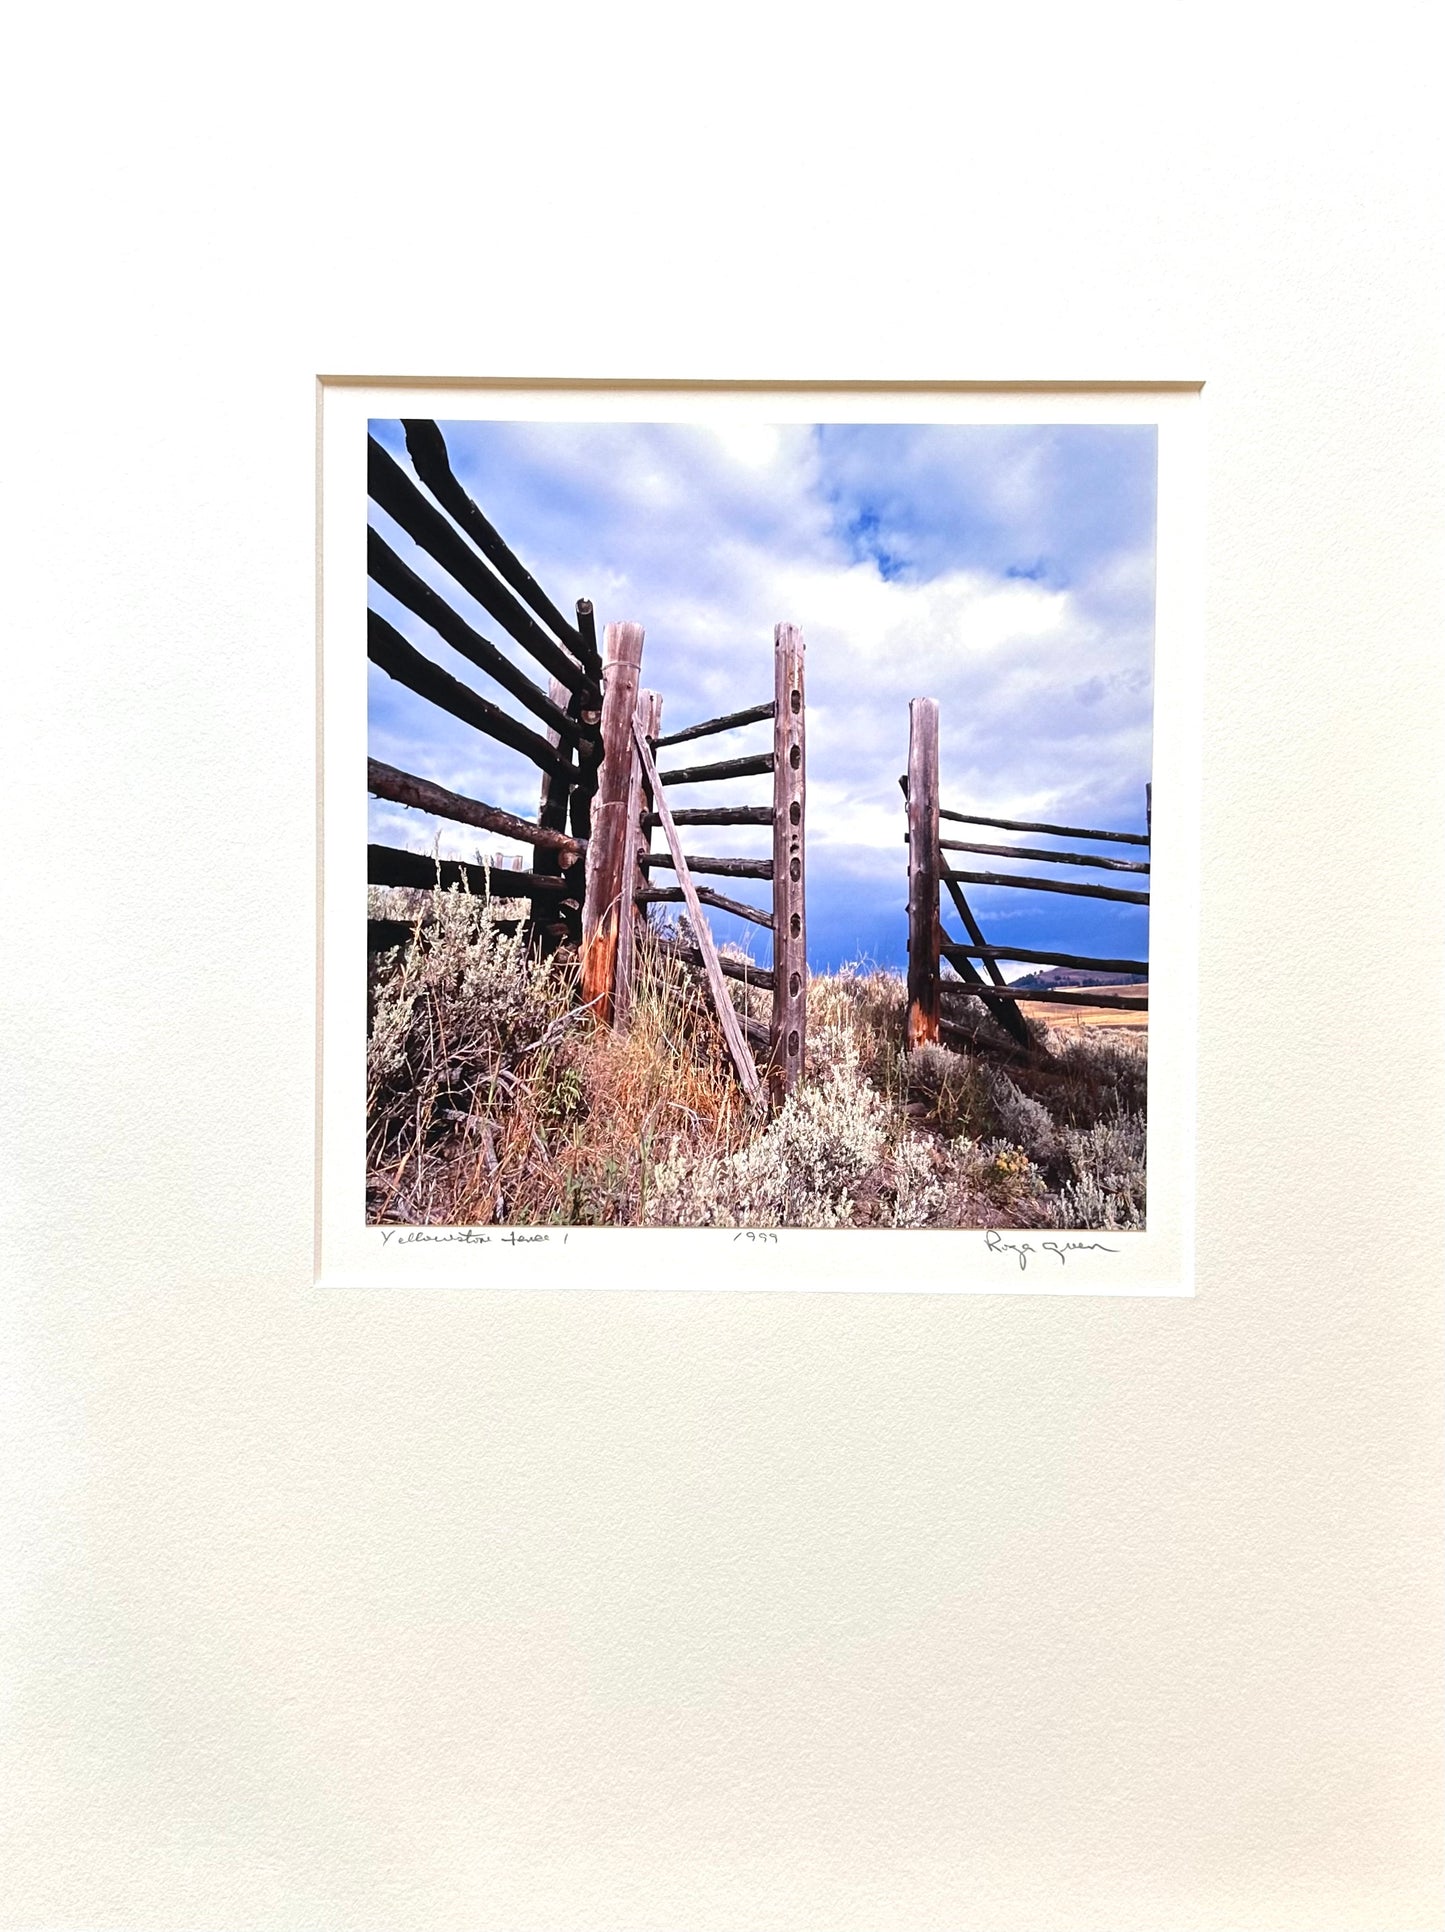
top-left (770, 623), bottom-right (807, 1103)
top-left (581, 621), bottom-right (645, 1019)
top-left (905, 696), bottom-right (941, 1050)
top-left (613, 688), bottom-right (663, 1033)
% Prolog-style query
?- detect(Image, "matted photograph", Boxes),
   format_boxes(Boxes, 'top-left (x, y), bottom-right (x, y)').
top-left (320, 383), bottom-right (1200, 1289)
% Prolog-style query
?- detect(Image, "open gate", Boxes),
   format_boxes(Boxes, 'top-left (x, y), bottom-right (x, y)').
top-left (581, 623), bottom-right (807, 1106)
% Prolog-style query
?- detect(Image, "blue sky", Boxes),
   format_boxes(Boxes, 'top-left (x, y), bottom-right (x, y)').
top-left (367, 419), bottom-right (1156, 976)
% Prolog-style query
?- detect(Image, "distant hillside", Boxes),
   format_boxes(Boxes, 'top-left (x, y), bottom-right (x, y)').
top-left (1010, 967), bottom-right (1147, 990)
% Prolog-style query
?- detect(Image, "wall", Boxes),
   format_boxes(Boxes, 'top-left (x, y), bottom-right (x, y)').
top-left (4, 7), bottom-right (1441, 1928)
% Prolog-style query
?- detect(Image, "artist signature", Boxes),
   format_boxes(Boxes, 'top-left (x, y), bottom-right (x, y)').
top-left (984, 1230), bottom-right (1117, 1272)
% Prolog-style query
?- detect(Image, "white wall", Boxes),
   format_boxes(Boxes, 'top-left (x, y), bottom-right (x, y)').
top-left (4, 6), bottom-right (1441, 1928)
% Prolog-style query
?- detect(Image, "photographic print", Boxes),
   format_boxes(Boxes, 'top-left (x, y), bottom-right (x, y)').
top-left (361, 413), bottom-right (1156, 1236)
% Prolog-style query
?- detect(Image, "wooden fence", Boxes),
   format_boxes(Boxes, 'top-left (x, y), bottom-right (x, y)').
top-left (365, 421), bottom-right (805, 1107)
top-left (903, 697), bottom-right (1150, 1052)
top-left (580, 624), bottom-right (808, 1106)
top-left (365, 419), bottom-right (604, 955)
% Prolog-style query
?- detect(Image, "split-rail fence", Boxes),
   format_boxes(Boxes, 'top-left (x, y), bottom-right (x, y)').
top-left (365, 420), bottom-right (806, 1106)
top-left (903, 697), bottom-right (1150, 1053)
top-left (365, 419), bottom-right (605, 955)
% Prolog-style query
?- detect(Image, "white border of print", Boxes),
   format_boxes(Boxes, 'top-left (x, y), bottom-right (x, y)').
top-left (318, 380), bottom-right (1203, 1295)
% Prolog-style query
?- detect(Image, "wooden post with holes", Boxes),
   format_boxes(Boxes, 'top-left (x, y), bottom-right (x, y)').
top-left (614, 688), bottom-right (663, 1033)
top-left (906, 697), bottom-right (941, 1050)
top-left (581, 622), bottom-right (645, 1018)
top-left (770, 623), bottom-right (807, 1103)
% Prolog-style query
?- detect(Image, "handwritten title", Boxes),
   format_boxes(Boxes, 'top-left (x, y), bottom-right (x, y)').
top-left (378, 1229), bottom-right (564, 1247)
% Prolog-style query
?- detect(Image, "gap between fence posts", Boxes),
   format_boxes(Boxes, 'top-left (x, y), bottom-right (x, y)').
top-left (614, 688), bottom-right (663, 1034)
top-left (581, 622), bottom-right (646, 1019)
top-left (905, 697), bottom-right (941, 1050)
top-left (770, 623), bottom-right (807, 1102)
top-left (631, 720), bottom-right (763, 1104)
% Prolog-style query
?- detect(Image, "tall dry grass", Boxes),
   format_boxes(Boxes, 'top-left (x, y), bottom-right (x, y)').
top-left (366, 887), bottom-right (1147, 1231)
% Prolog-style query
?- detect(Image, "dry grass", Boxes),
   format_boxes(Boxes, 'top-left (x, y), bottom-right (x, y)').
top-left (367, 888), bottom-right (1147, 1231)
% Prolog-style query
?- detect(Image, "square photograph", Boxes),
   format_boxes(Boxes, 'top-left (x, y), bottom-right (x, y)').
top-left (363, 417), bottom-right (1155, 1233)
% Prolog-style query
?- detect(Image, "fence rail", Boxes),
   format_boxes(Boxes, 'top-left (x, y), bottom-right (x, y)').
top-left (939, 807), bottom-right (1150, 847)
top-left (955, 983), bottom-right (1148, 1012)
top-left (400, 419), bottom-right (593, 664)
top-left (643, 805), bottom-right (774, 828)
top-left (942, 867), bottom-right (1151, 907)
top-left (367, 528), bottom-right (580, 741)
top-left (939, 837), bottom-right (1149, 874)
top-left (639, 853), bottom-right (774, 880)
top-left (367, 611), bottom-right (572, 781)
top-left (942, 942), bottom-right (1149, 975)
top-left (367, 843), bottom-right (570, 901)
top-left (368, 434), bottom-right (586, 691)
top-left (653, 701), bottom-right (775, 750)
top-left (634, 884), bottom-right (775, 928)
top-left (368, 758), bottom-right (583, 863)
top-left (655, 750), bottom-right (775, 787)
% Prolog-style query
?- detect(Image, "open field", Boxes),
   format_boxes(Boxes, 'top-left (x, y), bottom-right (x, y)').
top-left (1016, 989), bottom-right (1149, 1037)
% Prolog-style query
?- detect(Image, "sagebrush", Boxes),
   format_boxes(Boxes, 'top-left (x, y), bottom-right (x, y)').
top-left (367, 885), bottom-right (1146, 1230)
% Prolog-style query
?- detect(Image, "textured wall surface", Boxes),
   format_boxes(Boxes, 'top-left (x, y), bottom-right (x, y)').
top-left (3, 6), bottom-right (1441, 1928)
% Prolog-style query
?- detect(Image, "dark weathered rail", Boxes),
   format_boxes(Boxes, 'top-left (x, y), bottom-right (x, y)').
top-left (367, 758), bottom-right (584, 864)
top-left (368, 529), bottom-right (578, 742)
top-left (938, 837), bottom-right (1150, 874)
top-left (639, 853), bottom-right (773, 881)
top-left (368, 843), bottom-right (569, 899)
top-left (943, 942), bottom-right (1149, 975)
top-left (944, 866), bottom-right (1150, 906)
top-left (938, 806), bottom-right (1150, 847)
top-left (655, 751), bottom-right (775, 787)
top-left (642, 805), bottom-right (773, 828)
top-left (367, 612), bottom-right (573, 783)
top-left (367, 917), bottom-right (419, 952)
top-left (401, 419), bottom-right (590, 664)
top-left (368, 914), bottom-right (521, 952)
top-left (368, 436), bottom-right (585, 692)
top-left (653, 702), bottom-right (774, 750)
top-left (954, 984), bottom-right (1148, 1012)
top-left (656, 937), bottom-right (775, 992)
top-left (943, 872), bottom-right (1030, 1046)
top-left (634, 884), bottom-right (772, 929)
